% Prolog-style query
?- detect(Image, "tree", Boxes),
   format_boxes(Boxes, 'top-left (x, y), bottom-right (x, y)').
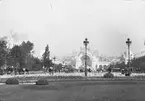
top-left (0, 40), bottom-right (8, 68)
top-left (131, 56), bottom-right (145, 72)
top-left (64, 64), bottom-right (75, 72)
top-left (54, 63), bottom-right (63, 72)
top-left (20, 41), bottom-right (34, 65)
top-left (31, 57), bottom-right (43, 71)
top-left (42, 45), bottom-right (52, 70)
top-left (6, 40), bottom-right (35, 73)
top-left (10, 45), bottom-right (24, 68)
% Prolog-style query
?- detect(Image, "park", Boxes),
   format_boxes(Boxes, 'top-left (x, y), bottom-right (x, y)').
top-left (0, 36), bottom-right (145, 101)
top-left (0, 33), bottom-right (145, 101)
top-left (1, 0), bottom-right (145, 100)
top-left (1, 37), bottom-right (145, 101)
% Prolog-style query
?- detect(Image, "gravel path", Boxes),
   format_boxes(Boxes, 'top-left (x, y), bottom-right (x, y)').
top-left (1, 72), bottom-right (145, 78)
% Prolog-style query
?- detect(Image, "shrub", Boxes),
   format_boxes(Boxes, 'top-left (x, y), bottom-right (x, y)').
top-left (5, 78), bottom-right (19, 85)
top-left (103, 73), bottom-right (114, 78)
top-left (36, 79), bottom-right (49, 85)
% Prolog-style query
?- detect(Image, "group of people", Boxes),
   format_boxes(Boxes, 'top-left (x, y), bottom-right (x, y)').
top-left (43, 66), bottom-right (54, 75)
top-left (0, 66), bottom-right (29, 75)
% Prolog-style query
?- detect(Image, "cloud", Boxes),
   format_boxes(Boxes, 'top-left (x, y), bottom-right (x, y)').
top-left (10, 30), bottom-right (28, 42)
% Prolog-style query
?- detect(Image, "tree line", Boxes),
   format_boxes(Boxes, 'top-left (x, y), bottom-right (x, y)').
top-left (110, 55), bottom-right (145, 73)
top-left (0, 38), bottom-right (54, 74)
top-left (0, 38), bottom-right (77, 75)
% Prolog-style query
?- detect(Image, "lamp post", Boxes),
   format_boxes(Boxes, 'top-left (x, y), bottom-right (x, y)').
top-left (126, 38), bottom-right (132, 75)
top-left (83, 38), bottom-right (89, 77)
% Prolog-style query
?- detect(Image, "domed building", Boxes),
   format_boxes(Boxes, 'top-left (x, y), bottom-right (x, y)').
top-left (75, 47), bottom-right (110, 71)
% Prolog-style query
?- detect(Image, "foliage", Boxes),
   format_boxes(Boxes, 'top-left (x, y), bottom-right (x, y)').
top-left (26, 56), bottom-right (42, 71)
top-left (36, 79), bottom-right (49, 85)
top-left (5, 78), bottom-right (19, 85)
top-left (0, 35), bottom-right (42, 72)
top-left (42, 45), bottom-right (50, 61)
top-left (9, 41), bottom-right (35, 71)
top-left (42, 45), bottom-right (53, 69)
top-left (110, 62), bottom-right (126, 71)
top-left (53, 63), bottom-right (63, 72)
top-left (10, 45), bottom-right (23, 67)
top-left (64, 65), bottom-right (76, 73)
top-left (112, 55), bottom-right (145, 73)
top-left (20, 41), bottom-right (34, 65)
top-left (131, 57), bottom-right (145, 72)
top-left (103, 73), bottom-right (114, 78)
top-left (32, 64), bottom-right (42, 71)
top-left (20, 41), bottom-right (34, 55)
top-left (0, 40), bottom-right (8, 67)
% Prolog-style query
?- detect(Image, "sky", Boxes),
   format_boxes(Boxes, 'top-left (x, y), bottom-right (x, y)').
top-left (0, 0), bottom-right (145, 58)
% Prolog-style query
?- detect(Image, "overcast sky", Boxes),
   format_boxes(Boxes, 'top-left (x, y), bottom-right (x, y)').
top-left (0, 0), bottom-right (145, 58)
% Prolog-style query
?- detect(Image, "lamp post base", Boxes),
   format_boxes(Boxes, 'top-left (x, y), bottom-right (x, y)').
top-left (125, 68), bottom-right (131, 76)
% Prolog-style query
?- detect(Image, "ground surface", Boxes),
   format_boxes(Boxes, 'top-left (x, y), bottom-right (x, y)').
top-left (1, 81), bottom-right (145, 101)
top-left (1, 72), bottom-right (145, 79)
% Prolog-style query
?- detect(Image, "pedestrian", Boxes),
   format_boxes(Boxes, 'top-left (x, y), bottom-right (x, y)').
top-left (50, 67), bottom-right (53, 75)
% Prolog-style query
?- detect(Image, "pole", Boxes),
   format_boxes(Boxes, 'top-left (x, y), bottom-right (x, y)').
top-left (126, 38), bottom-right (131, 76)
top-left (85, 44), bottom-right (87, 77)
top-left (128, 44), bottom-right (130, 69)
top-left (83, 38), bottom-right (89, 77)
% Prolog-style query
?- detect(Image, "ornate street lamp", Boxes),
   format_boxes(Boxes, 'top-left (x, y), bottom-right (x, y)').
top-left (83, 38), bottom-right (89, 77)
top-left (126, 38), bottom-right (132, 76)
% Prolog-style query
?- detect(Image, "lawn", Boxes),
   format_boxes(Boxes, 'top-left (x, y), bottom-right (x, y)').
top-left (0, 81), bottom-right (145, 101)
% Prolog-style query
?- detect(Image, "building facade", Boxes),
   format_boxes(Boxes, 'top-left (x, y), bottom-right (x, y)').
top-left (75, 47), bottom-right (110, 71)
